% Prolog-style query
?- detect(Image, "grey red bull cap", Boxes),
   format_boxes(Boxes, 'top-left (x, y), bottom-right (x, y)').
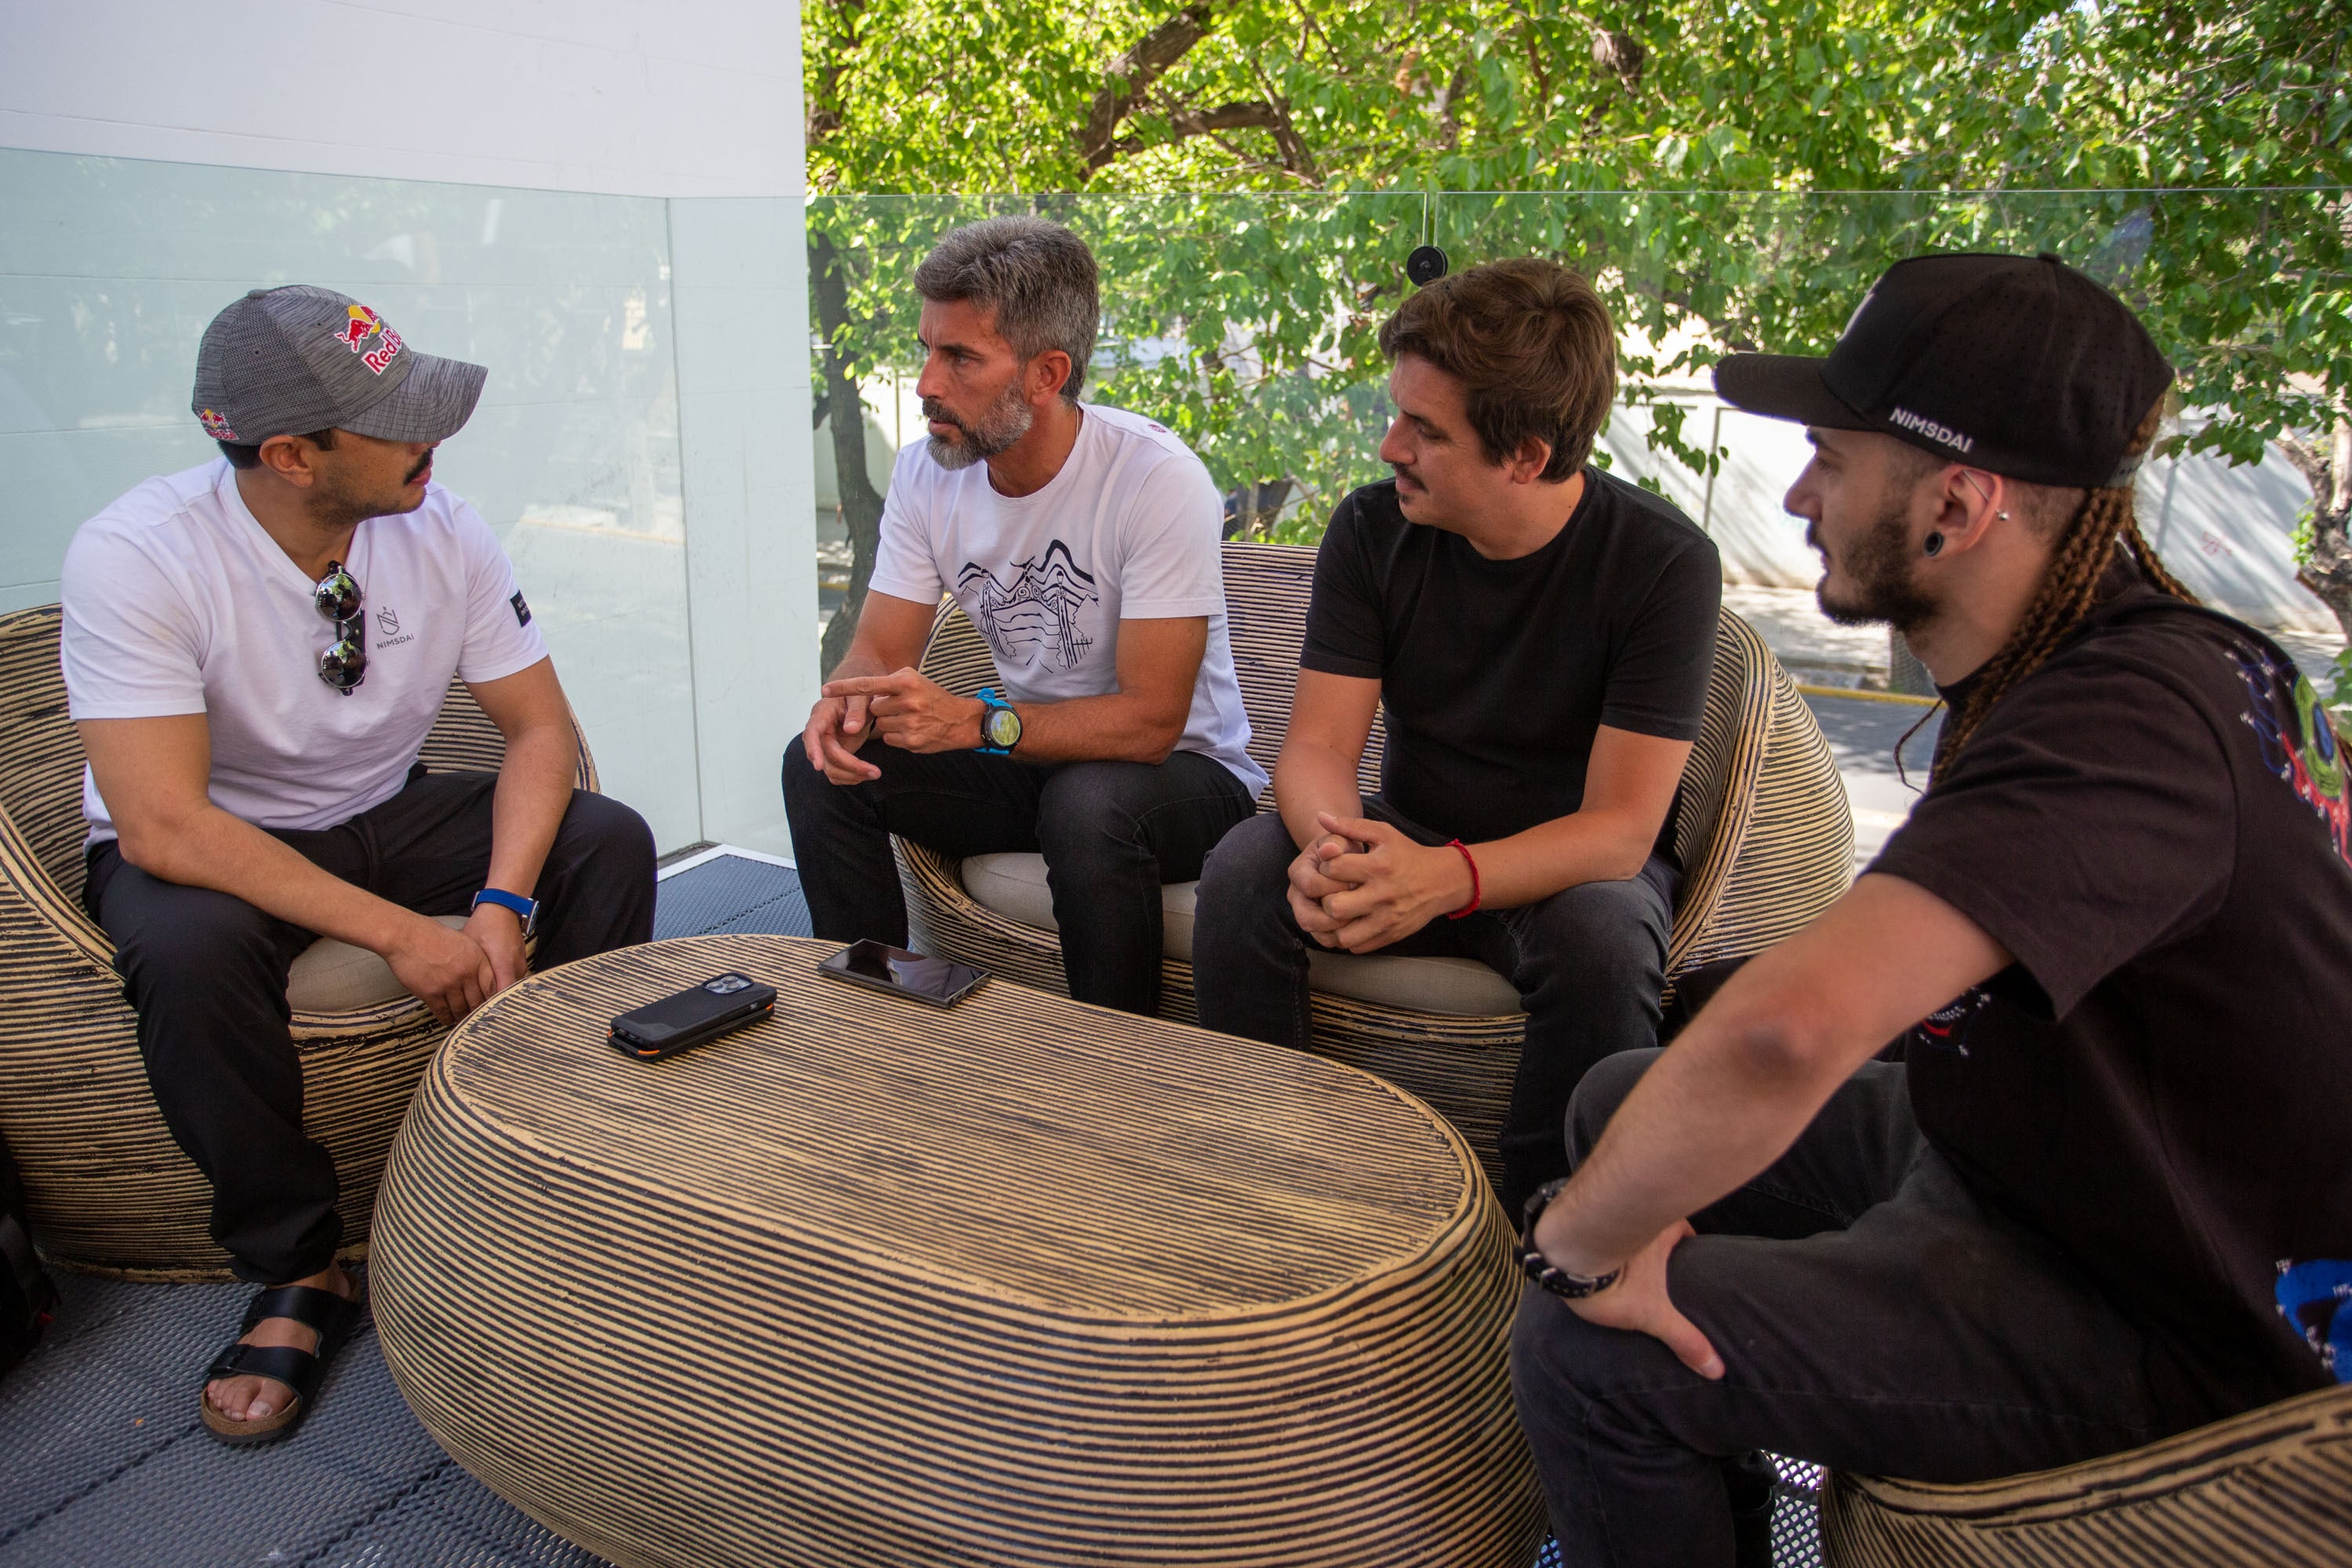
top-left (1713, 252), bottom-right (2173, 490)
top-left (190, 285), bottom-right (486, 448)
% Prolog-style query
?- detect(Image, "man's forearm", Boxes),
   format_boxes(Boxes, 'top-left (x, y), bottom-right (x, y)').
top-left (118, 807), bottom-right (428, 956)
top-left (481, 720), bottom-right (580, 900)
top-left (1272, 742), bottom-right (1367, 851)
top-left (832, 643), bottom-right (893, 683)
top-left (997, 691), bottom-right (1187, 764)
top-left (1534, 876), bottom-right (2010, 1277)
top-left (1536, 989), bottom-right (1844, 1275)
top-left (1469, 807), bottom-right (1658, 909)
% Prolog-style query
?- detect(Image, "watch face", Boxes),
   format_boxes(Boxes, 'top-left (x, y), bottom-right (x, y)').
top-left (985, 706), bottom-right (1022, 749)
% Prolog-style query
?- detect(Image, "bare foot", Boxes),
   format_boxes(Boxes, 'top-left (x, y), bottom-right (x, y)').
top-left (205, 1262), bottom-right (355, 1423)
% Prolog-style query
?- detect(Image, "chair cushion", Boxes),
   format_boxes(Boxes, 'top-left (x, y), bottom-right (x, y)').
top-left (288, 915), bottom-right (470, 1013)
top-left (959, 853), bottom-right (1523, 1018)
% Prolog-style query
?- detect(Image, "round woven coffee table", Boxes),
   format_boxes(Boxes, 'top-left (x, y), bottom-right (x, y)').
top-left (372, 934), bottom-right (1541, 1568)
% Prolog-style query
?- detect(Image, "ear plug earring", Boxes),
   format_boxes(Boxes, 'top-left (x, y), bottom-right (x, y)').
top-left (1924, 532), bottom-right (1945, 557)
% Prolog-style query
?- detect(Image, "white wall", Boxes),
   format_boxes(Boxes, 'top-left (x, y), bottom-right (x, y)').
top-left (2, 2), bottom-right (815, 857)
top-left (1, 2), bottom-right (800, 199)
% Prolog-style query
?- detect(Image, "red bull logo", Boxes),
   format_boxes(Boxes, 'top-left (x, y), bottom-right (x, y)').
top-left (198, 408), bottom-right (238, 440)
top-left (332, 304), bottom-right (405, 376)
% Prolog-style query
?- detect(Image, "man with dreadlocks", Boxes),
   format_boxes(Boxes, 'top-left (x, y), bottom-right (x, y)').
top-left (1504, 252), bottom-right (2352, 1568)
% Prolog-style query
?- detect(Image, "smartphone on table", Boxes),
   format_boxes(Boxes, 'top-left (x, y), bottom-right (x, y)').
top-left (608, 972), bottom-right (777, 1061)
top-left (816, 940), bottom-right (986, 1008)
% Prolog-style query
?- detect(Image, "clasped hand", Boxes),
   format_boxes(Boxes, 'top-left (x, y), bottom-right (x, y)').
top-left (1286, 811), bottom-right (1475, 953)
top-left (387, 907), bottom-right (523, 1026)
top-left (803, 668), bottom-right (982, 784)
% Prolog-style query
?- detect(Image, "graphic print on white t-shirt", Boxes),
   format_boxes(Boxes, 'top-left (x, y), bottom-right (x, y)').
top-left (60, 459), bottom-right (550, 844)
top-left (866, 404), bottom-right (1266, 796)
top-left (957, 540), bottom-right (1102, 673)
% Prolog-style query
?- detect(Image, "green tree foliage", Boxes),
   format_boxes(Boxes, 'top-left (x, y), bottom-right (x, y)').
top-left (806, 0), bottom-right (2350, 669)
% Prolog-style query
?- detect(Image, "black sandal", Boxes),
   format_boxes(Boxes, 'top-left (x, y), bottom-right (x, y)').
top-left (198, 1263), bottom-right (368, 1446)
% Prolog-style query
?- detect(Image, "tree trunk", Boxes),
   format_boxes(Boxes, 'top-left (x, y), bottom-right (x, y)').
top-left (2286, 416), bottom-right (2352, 643)
top-left (811, 231), bottom-right (891, 678)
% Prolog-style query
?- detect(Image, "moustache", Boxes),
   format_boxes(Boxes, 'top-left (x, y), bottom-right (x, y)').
top-left (405, 451), bottom-right (435, 484)
top-left (920, 399), bottom-right (967, 434)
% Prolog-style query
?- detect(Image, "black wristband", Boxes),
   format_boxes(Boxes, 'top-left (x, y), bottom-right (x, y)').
top-left (1515, 1177), bottom-right (1621, 1300)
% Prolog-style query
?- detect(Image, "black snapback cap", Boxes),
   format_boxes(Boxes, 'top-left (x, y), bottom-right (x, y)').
top-left (1714, 252), bottom-right (2172, 489)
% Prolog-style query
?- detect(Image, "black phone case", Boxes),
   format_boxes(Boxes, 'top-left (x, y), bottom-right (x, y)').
top-left (816, 942), bottom-right (987, 1008)
top-left (609, 973), bottom-right (777, 1061)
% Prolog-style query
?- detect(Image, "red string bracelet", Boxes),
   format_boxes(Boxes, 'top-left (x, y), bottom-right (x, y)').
top-left (1445, 838), bottom-right (1482, 919)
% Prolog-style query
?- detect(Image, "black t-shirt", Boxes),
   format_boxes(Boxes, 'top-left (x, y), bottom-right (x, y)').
top-left (1300, 472), bottom-right (1721, 845)
top-left (1873, 568), bottom-right (2352, 1414)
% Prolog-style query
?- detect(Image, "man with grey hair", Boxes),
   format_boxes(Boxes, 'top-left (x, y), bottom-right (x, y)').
top-left (785, 217), bottom-right (1263, 1014)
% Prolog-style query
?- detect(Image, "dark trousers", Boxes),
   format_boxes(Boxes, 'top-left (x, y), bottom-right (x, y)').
top-left (84, 769), bottom-right (656, 1284)
top-left (1190, 801), bottom-right (1678, 1216)
top-left (781, 742), bottom-right (1256, 1015)
top-left (1508, 1051), bottom-right (2245, 1568)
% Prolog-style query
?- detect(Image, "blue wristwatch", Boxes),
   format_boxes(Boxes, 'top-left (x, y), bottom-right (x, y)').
top-left (471, 887), bottom-right (539, 936)
top-left (975, 687), bottom-right (1023, 756)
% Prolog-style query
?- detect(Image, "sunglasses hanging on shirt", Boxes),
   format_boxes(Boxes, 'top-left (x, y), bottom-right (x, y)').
top-left (313, 561), bottom-right (367, 695)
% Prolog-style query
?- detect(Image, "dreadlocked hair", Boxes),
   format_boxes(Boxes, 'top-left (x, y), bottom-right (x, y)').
top-left (1929, 405), bottom-right (2194, 781)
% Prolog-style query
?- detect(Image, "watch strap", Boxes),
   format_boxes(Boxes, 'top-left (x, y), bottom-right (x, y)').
top-left (471, 887), bottom-right (539, 935)
top-left (974, 687), bottom-right (1019, 756)
top-left (1515, 1177), bottom-right (1621, 1300)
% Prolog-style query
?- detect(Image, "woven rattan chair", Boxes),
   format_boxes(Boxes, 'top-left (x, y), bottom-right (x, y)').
top-left (0, 604), bottom-right (597, 1276)
top-left (1820, 1379), bottom-right (2352, 1566)
top-left (896, 541), bottom-right (1855, 1190)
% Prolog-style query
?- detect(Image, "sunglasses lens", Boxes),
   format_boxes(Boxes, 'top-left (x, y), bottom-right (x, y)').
top-left (318, 636), bottom-right (366, 691)
top-left (314, 568), bottom-right (361, 623)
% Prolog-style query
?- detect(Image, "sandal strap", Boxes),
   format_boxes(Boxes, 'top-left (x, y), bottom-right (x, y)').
top-left (203, 1341), bottom-right (322, 1402)
top-left (237, 1282), bottom-right (354, 1336)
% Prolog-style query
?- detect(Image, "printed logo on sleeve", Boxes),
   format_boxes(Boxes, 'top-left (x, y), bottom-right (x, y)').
top-left (1907, 985), bottom-right (1994, 1058)
top-left (2227, 640), bottom-right (2350, 867)
top-left (2275, 1259), bottom-right (2352, 1384)
top-left (510, 591), bottom-right (532, 628)
top-left (332, 304), bottom-right (405, 376)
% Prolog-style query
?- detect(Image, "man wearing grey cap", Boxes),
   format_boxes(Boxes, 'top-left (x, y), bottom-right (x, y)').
top-left (1504, 253), bottom-right (2352, 1566)
top-left (62, 285), bottom-right (656, 1447)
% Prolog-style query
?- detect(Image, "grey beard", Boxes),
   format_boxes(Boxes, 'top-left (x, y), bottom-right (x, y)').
top-left (926, 390), bottom-right (1034, 471)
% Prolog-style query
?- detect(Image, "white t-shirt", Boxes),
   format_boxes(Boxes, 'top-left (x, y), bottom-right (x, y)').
top-left (61, 459), bottom-right (549, 844)
top-left (868, 404), bottom-right (1265, 795)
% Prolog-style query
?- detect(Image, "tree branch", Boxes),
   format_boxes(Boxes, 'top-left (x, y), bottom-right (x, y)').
top-left (809, 232), bottom-right (891, 677)
top-left (1247, 60), bottom-right (1324, 183)
top-left (1102, 98), bottom-right (1323, 186)
top-left (1080, 3), bottom-right (1219, 170)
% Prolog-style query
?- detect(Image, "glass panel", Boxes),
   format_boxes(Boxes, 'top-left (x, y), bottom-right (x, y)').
top-left (810, 189), bottom-right (2349, 680)
top-left (0, 147), bottom-right (701, 848)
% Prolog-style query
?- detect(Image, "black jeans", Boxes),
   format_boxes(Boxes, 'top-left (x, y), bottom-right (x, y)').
top-left (781, 742), bottom-right (1256, 1015)
top-left (1508, 1050), bottom-right (2245, 1568)
top-left (84, 769), bottom-right (656, 1284)
top-left (1190, 800), bottom-right (1678, 1215)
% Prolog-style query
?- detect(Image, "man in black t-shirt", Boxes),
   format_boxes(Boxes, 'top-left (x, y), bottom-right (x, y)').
top-left (1192, 259), bottom-right (1722, 1214)
top-left (1508, 252), bottom-right (2352, 1568)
